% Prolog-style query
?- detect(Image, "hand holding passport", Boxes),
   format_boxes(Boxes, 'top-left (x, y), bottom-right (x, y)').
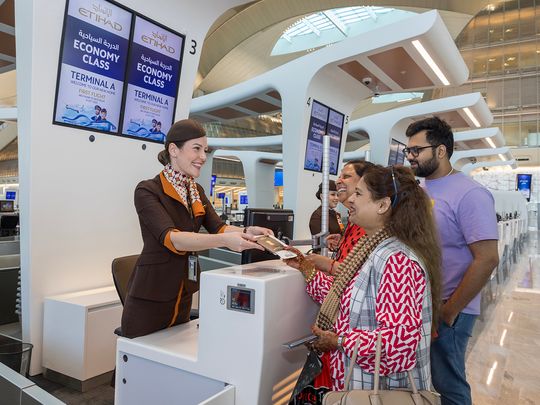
top-left (254, 235), bottom-right (297, 259)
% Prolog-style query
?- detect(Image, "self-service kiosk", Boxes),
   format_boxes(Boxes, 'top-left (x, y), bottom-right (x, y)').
top-left (115, 260), bottom-right (319, 405)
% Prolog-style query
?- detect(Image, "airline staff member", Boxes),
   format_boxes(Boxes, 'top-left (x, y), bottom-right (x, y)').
top-left (121, 119), bottom-right (272, 338)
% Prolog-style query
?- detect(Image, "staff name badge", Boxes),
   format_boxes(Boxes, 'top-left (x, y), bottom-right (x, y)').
top-left (188, 255), bottom-right (198, 282)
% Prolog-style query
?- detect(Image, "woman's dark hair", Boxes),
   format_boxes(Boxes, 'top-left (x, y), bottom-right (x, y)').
top-left (405, 116), bottom-right (454, 158)
top-left (344, 160), bottom-right (375, 178)
top-left (315, 180), bottom-right (337, 200)
top-left (157, 119), bottom-right (206, 165)
top-left (157, 141), bottom-right (187, 165)
top-left (362, 165), bottom-right (442, 329)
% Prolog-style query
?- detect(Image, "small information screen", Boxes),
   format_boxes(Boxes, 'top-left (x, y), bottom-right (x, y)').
top-left (227, 286), bottom-right (255, 314)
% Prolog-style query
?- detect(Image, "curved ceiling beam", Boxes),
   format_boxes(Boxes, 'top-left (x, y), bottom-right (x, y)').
top-left (199, 0), bottom-right (491, 79)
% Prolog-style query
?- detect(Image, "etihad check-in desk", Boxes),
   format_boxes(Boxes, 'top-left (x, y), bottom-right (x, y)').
top-left (115, 260), bottom-right (318, 405)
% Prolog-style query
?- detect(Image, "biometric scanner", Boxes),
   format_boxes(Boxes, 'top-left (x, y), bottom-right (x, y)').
top-left (115, 260), bottom-right (319, 405)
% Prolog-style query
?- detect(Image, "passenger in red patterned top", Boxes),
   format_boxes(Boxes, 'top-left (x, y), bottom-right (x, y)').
top-left (306, 161), bottom-right (373, 275)
top-left (285, 165), bottom-right (442, 391)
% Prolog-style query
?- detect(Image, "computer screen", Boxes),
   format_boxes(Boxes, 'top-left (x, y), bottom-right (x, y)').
top-left (241, 209), bottom-right (294, 264)
top-left (239, 195), bottom-right (248, 205)
top-left (516, 174), bottom-right (532, 201)
top-left (388, 138), bottom-right (406, 166)
top-left (0, 200), bottom-right (14, 212)
top-left (5, 191), bottom-right (16, 201)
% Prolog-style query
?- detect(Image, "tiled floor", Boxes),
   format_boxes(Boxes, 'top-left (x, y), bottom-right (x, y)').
top-left (1, 232), bottom-right (538, 404)
top-left (467, 231), bottom-right (540, 405)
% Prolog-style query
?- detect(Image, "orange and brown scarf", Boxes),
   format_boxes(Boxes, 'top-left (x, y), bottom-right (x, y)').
top-left (161, 163), bottom-right (205, 217)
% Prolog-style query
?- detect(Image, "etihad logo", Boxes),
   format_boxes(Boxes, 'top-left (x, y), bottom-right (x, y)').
top-left (79, 3), bottom-right (122, 31)
top-left (141, 31), bottom-right (175, 54)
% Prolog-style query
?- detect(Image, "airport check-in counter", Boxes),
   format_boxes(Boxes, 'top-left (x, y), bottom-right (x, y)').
top-left (115, 260), bottom-right (319, 405)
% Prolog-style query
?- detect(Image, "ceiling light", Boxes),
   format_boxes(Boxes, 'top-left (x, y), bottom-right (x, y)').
top-left (507, 57), bottom-right (516, 61)
top-left (462, 107), bottom-right (481, 127)
top-left (507, 312), bottom-right (513, 322)
top-left (488, 58), bottom-right (496, 62)
top-left (411, 40), bottom-right (450, 86)
top-left (498, 153), bottom-right (506, 161)
top-left (487, 4), bottom-right (496, 11)
top-left (486, 137), bottom-right (496, 148)
top-left (505, 28), bottom-right (513, 33)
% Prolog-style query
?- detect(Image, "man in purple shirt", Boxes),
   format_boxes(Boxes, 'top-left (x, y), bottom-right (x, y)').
top-left (405, 117), bottom-right (499, 405)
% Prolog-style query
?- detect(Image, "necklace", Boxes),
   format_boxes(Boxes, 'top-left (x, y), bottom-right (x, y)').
top-left (444, 167), bottom-right (454, 177)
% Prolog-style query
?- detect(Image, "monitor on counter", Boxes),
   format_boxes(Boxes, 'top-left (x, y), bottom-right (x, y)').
top-left (5, 191), bottom-right (16, 201)
top-left (241, 209), bottom-right (294, 264)
top-left (0, 200), bottom-right (14, 212)
top-left (516, 173), bottom-right (532, 201)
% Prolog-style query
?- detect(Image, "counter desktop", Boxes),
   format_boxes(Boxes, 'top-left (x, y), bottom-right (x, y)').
top-left (115, 208), bottom-right (319, 405)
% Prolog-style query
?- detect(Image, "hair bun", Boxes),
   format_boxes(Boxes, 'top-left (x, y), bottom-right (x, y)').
top-left (157, 150), bottom-right (168, 165)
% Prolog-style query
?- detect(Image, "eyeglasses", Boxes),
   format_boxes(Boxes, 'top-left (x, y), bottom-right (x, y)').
top-left (403, 144), bottom-right (440, 157)
top-left (390, 166), bottom-right (399, 208)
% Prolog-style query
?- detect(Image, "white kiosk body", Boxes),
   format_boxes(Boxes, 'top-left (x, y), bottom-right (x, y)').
top-left (115, 260), bottom-right (319, 405)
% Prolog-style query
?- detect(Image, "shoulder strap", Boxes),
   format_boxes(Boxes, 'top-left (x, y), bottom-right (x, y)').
top-left (343, 331), bottom-right (420, 393)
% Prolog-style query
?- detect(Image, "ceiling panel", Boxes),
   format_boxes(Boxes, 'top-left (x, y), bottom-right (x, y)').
top-left (368, 47), bottom-right (433, 88)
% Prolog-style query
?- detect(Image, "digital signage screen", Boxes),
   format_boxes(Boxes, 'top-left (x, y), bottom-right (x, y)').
top-left (388, 139), bottom-right (406, 166)
top-left (120, 16), bottom-right (185, 143)
top-left (516, 173), bottom-right (532, 201)
top-left (53, 0), bottom-right (133, 134)
top-left (304, 100), bottom-right (344, 176)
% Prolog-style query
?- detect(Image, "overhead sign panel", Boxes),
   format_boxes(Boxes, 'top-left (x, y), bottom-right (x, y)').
top-left (120, 16), bottom-right (185, 143)
top-left (304, 100), bottom-right (344, 175)
top-left (53, 0), bottom-right (132, 134)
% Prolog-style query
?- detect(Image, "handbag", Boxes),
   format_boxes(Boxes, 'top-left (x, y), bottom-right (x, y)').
top-left (289, 350), bottom-right (332, 405)
top-left (322, 332), bottom-right (440, 405)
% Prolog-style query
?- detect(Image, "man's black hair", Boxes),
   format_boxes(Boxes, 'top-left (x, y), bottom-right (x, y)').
top-left (405, 116), bottom-right (454, 158)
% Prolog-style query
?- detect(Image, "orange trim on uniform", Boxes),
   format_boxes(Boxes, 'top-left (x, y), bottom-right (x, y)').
top-left (217, 224), bottom-right (227, 234)
top-left (160, 172), bottom-right (206, 217)
top-left (160, 172), bottom-right (184, 205)
top-left (168, 280), bottom-right (185, 327)
top-left (164, 229), bottom-right (187, 256)
top-left (192, 200), bottom-right (205, 217)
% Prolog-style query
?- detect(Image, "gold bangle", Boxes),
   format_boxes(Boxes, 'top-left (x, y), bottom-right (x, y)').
top-left (304, 266), bottom-right (317, 283)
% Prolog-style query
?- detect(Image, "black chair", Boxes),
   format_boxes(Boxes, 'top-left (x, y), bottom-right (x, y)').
top-left (0, 215), bottom-right (18, 237)
top-left (112, 255), bottom-right (139, 306)
top-left (110, 254), bottom-right (139, 388)
top-left (111, 255), bottom-right (139, 336)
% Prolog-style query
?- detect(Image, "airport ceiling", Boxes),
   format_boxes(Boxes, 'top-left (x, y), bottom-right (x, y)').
top-left (196, 0), bottom-right (492, 94)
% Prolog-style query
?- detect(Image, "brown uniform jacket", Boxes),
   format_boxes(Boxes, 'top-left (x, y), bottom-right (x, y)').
top-left (127, 174), bottom-right (226, 303)
top-left (309, 206), bottom-right (343, 236)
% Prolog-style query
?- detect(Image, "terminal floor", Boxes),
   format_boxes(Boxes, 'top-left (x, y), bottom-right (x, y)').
top-left (1, 232), bottom-right (539, 405)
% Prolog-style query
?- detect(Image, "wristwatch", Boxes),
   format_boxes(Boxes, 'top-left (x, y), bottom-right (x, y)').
top-left (337, 335), bottom-right (345, 352)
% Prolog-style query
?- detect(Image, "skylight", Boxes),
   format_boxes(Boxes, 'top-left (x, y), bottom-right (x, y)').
top-left (273, 6), bottom-right (415, 56)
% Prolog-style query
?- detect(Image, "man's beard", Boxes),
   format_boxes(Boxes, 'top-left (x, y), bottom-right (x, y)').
top-left (411, 155), bottom-right (439, 178)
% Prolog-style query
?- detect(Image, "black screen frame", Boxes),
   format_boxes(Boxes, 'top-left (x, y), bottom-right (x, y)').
top-left (303, 100), bottom-right (345, 176)
top-left (241, 208), bottom-right (294, 264)
top-left (51, 0), bottom-right (186, 144)
top-left (516, 173), bottom-right (532, 201)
